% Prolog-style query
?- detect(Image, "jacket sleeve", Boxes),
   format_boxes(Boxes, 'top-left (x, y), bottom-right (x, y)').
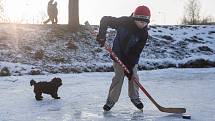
top-left (98, 16), bottom-right (128, 39)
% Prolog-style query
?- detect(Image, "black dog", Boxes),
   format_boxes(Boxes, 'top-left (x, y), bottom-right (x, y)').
top-left (30, 77), bottom-right (62, 101)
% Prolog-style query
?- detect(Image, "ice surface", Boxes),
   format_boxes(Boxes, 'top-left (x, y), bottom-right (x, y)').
top-left (0, 68), bottom-right (215, 121)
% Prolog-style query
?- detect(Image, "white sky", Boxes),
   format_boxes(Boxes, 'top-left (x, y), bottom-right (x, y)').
top-left (3, 0), bottom-right (215, 25)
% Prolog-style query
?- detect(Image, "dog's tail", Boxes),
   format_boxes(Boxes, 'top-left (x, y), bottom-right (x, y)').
top-left (30, 79), bottom-right (36, 86)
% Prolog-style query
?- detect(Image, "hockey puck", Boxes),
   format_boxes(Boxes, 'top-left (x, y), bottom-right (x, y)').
top-left (182, 114), bottom-right (191, 119)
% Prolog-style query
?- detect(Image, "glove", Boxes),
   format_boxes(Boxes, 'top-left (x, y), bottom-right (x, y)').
top-left (124, 70), bottom-right (133, 80)
top-left (96, 35), bottom-right (106, 47)
top-left (122, 56), bottom-right (134, 80)
top-left (124, 65), bottom-right (134, 80)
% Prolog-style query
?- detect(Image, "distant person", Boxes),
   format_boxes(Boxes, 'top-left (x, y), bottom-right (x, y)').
top-left (52, 2), bottom-right (58, 24)
top-left (43, 0), bottom-right (54, 24)
top-left (96, 5), bottom-right (151, 111)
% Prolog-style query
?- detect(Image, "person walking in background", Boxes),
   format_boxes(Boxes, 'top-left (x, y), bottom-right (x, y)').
top-left (96, 5), bottom-right (151, 111)
top-left (43, 0), bottom-right (57, 24)
top-left (52, 2), bottom-right (58, 24)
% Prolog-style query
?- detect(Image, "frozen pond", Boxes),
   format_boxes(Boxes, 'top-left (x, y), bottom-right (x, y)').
top-left (0, 68), bottom-right (215, 121)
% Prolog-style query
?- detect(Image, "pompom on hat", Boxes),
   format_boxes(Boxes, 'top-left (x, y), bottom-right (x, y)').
top-left (132, 5), bottom-right (151, 23)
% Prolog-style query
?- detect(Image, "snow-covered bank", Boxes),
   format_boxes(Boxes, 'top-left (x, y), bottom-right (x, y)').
top-left (0, 68), bottom-right (215, 121)
top-left (0, 24), bottom-right (215, 75)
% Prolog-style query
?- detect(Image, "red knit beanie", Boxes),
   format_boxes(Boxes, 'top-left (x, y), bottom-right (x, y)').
top-left (133, 5), bottom-right (151, 23)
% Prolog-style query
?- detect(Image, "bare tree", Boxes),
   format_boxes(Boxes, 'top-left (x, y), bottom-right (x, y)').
top-left (201, 16), bottom-right (214, 25)
top-left (181, 0), bottom-right (201, 25)
top-left (68, 0), bottom-right (79, 30)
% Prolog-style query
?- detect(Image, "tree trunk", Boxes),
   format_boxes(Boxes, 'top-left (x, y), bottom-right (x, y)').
top-left (68, 0), bottom-right (79, 30)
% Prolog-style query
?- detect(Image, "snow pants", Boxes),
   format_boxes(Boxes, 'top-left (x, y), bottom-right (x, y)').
top-left (106, 62), bottom-right (140, 103)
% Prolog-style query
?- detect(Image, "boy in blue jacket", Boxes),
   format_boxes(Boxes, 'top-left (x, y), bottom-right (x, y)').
top-left (96, 5), bottom-right (151, 111)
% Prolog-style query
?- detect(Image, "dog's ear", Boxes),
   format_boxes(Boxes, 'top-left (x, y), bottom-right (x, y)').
top-left (51, 77), bottom-right (62, 86)
top-left (30, 79), bottom-right (36, 86)
top-left (51, 77), bottom-right (59, 82)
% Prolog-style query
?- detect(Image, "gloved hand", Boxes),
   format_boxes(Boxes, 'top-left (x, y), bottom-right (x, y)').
top-left (124, 71), bottom-right (132, 80)
top-left (122, 57), bottom-right (134, 80)
top-left (96, 35), bottom-right (106, 47)
top-left (124, 65), bottom-right (133, 80)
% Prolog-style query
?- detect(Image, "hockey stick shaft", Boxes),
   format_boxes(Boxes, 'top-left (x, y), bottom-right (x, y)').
top-left (104, 43), bottom-right (186, 113)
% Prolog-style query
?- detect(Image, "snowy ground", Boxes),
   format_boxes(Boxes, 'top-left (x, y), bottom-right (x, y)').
top-left (0, 68), bottom-right (215, 121)
top-left (0, 24), bottom-right (215, 75)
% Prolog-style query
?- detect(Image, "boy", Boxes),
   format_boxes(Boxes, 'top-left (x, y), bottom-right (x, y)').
top-left (96, 5), bottom-right (151, 111)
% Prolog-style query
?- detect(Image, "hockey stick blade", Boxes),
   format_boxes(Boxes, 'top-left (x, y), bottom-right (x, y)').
top-left (158, 106), bottom-right (186, 113)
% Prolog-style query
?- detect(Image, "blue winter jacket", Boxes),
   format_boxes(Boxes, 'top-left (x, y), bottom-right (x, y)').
top-left (98, 16), bottom-right (148, 75)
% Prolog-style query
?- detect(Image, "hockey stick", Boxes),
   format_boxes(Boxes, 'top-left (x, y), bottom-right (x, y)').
top-left (104, 43), bottom-right (186, 113)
